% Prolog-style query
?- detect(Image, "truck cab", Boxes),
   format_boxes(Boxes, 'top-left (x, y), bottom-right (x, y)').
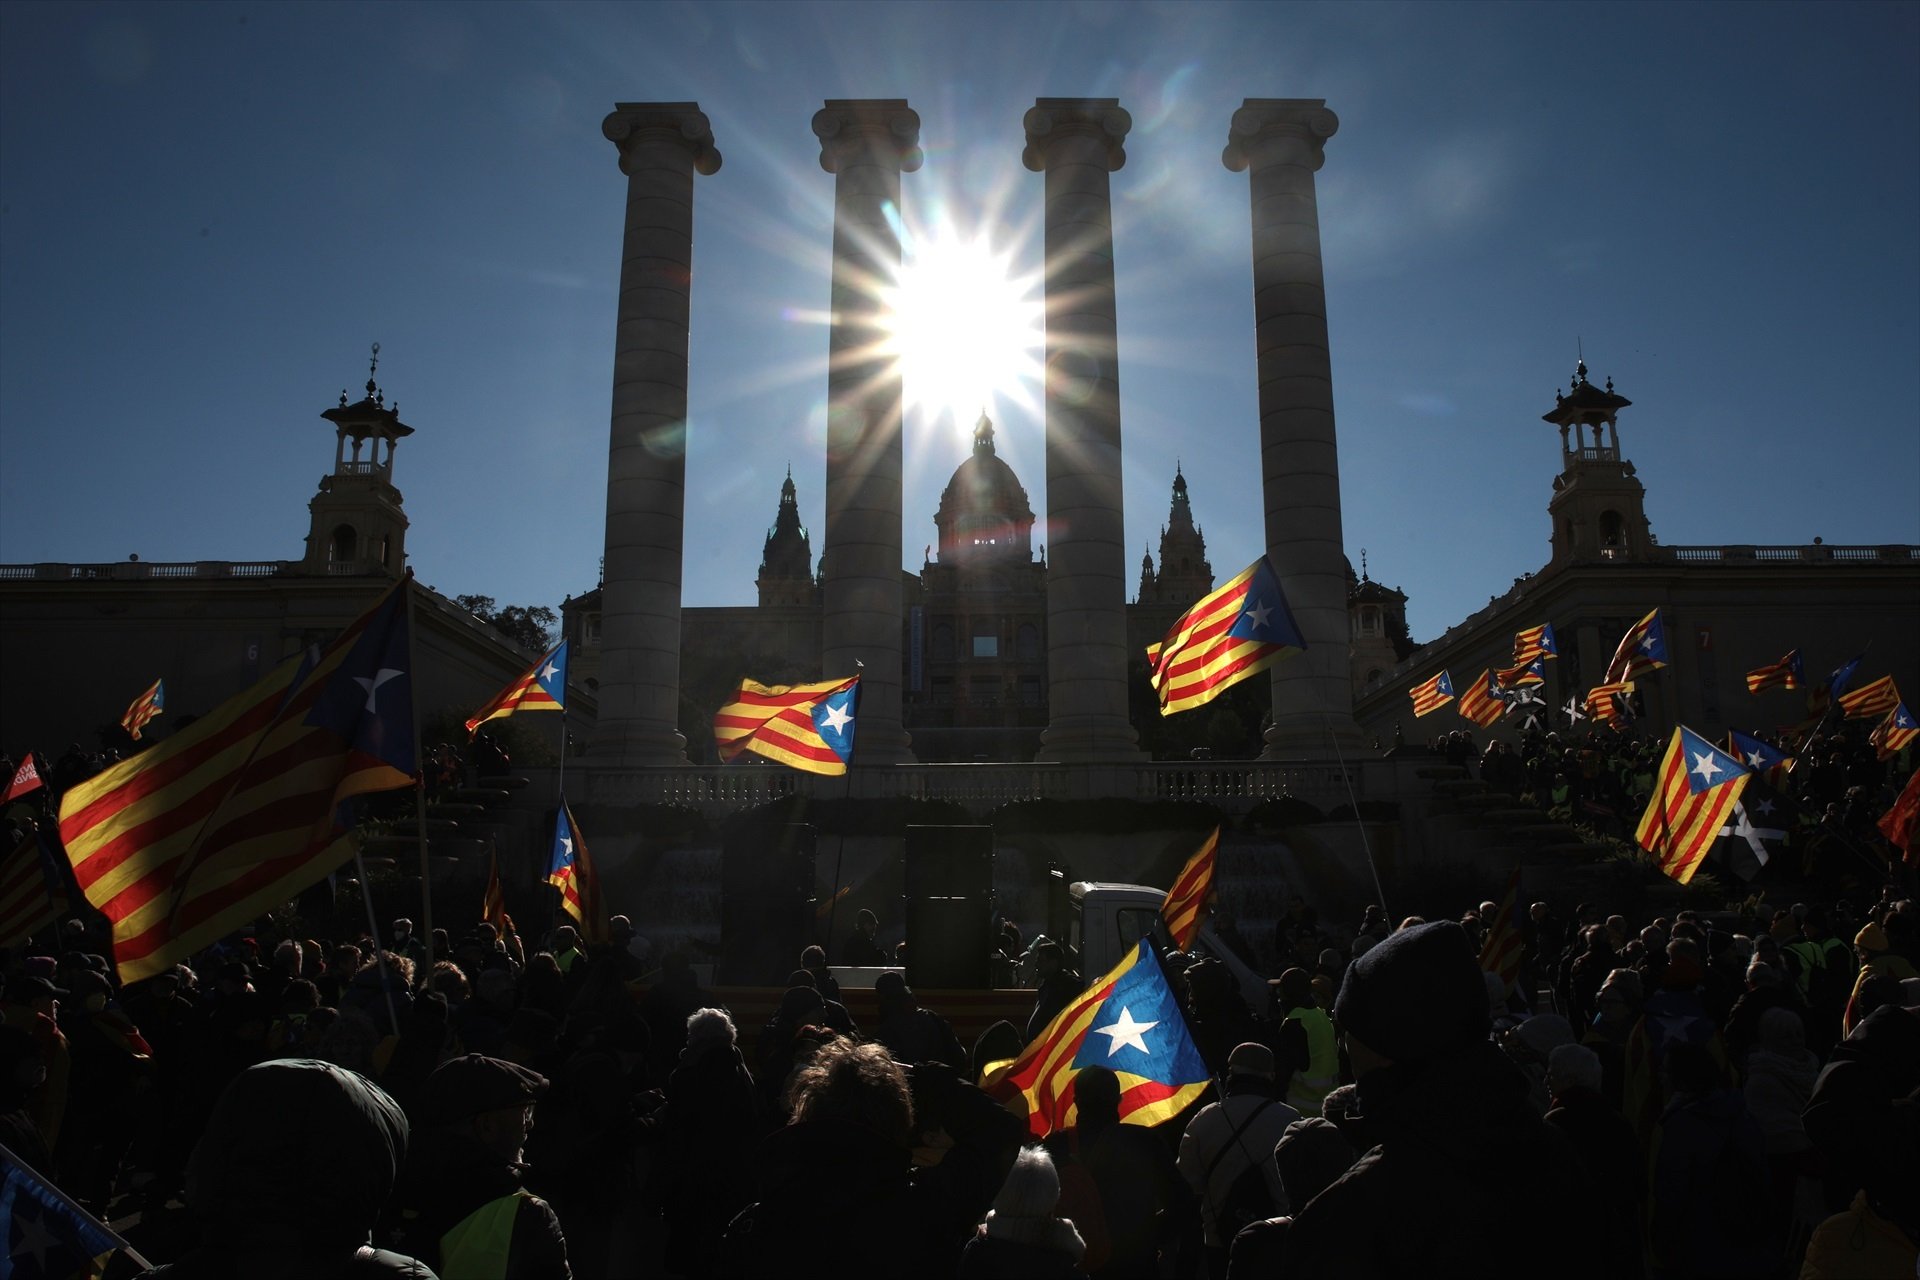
top-left (1055, 875), bottom-right (1271, 1015)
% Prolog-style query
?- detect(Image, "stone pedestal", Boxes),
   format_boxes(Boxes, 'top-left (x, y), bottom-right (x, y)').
top-left (1223, 99), bottom-right (1363, 756)
top-left (815, 99), bottom-right (921, 763)
top-left (591, 103), bottom-right (721, 766)
top-left (1025, 99), bottom-right (1142, 762)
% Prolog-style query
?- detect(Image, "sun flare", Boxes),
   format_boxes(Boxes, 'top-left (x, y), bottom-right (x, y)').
top-left (885, 233), bottom-right (1044, 432)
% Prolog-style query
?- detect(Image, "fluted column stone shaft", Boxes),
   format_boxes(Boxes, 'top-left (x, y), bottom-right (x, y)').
top-left (815, 100), bottom-right (920, 763)
top-left (592, 103), bottom-right (720, 765)
top-left (1025, 99), bottom-right (1142, 762)
top-left (1223, 98), bottom-right (1362, 755)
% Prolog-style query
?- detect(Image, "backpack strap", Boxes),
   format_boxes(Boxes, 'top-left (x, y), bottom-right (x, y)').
top-left (1203, 1097), bottom-right (1276, 1184)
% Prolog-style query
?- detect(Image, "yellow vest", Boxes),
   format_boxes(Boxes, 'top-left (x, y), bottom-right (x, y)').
top-left (1284, 1004), bottom-right (1338, 1112)
top-left (438, 1191), bottom-right (526, 1280)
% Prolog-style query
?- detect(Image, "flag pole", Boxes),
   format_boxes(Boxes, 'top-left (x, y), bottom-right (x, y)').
top-left (405, 578), bottom-right (434, 985)
top-left (0, 1139), bottom-right (154, 1272)
top-left (1322, 713), bottom-right (1389, 920)
top-left (353, 847), bottom-right (403, 1034)
top-left (823, 671), bottom-right (861, 963)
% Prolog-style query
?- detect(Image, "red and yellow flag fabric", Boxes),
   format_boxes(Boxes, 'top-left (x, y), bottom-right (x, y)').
top-left (1478, 866), bottom-right (1525, 992)
top-left (465, 641), bottom-right (568, 737)
top-left (120, 679), bottom-right (164, 741)
top-left (1146, 556), bottom-right (1304, 716)
top-left (1636, 726), bottom-right (1750, 885)
top-left (1744, 650), bottom-right (1802, 695)
top-left (1838, 675), bottom-right (1900, 721)
top-left (1586, 680), bottom-right (1635, 730)
top-left (59, 582), bottom-right (417, 983)
top-left (1457, 670), bottom-right (1508, 727)
top-left (548, 797), bottom-right (606, 944)
top-left (1409, 670), bottom-right (1455, 718)
top-left (1878, 767), bottom-right (1920, 861)
top-left (482, 850), bottom-right (511, 934)
top-left (713, 675), bottom-right (859, 775)
top-left (1869, 703), bottom-right (1917, 762)
top-left (1159, 827), bottom-right (1219, 949)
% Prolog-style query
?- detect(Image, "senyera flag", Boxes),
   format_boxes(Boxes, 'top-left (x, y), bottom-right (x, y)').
top-left (548, 796), bottom-right (607, 944)
top-left (1146, 556), bottom-right (1304, 716)
top-left (120, 678), bottom-right (165, 741)
top-left (59, 579), bottom-right (418, 984)
top-left (1636, 726), bottom-right (1750, 885)
top-left (713, 674), bottom-right (859, 775)
top-left (986, 938), bottom-right (1209, 1138)
top-left (1159, 827), bottom-right (1219, 949)
top-left (466, 640), bottom-right (568, 736)
top-left (1586, 680), bottom-right (1635, 730)
top-left (481, 849), bottom-right (512, 935)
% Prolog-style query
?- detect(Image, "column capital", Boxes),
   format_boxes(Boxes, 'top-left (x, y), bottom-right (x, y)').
top-left (603, 101), bottom-right (723, 177)
top-left (812, 99), bottom-right (923, 174)
top-left (1023, 98), bottom-right (1131, 172)
top-left (1222, 98), bottom-right (1338, 173)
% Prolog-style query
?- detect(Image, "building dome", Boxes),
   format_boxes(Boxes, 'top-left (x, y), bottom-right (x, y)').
top-left (934, 413), bottom-right (1034, 564)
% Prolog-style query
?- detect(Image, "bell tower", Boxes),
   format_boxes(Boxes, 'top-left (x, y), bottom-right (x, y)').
top-left (303, 344), bottom-right (412, 576)
top-left (1544, 359), bottom-right (1651, 567)
top-left (756, 466), bottom-right (817, 607)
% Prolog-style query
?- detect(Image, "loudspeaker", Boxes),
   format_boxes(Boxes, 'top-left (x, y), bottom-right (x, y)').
top-left (905, 825), bottom-right (993, 898)
top-left (906, 896), bottom-right (993, 990)
top-left (720, 824), bottom-right (817, 984)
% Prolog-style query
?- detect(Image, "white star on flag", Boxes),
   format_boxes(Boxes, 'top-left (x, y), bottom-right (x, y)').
top-left (539, 661), bottom-right (558, 682)
top-left (353, 668), bottom-right (404, 713)
top-left (560, 835), bottom-right (573, 858)
top-left (820, 701), bottom-right (853, 733)
top-left (1091, 1005), bottom-right (1158, 1057)
top-left (1744, 750), bottom-right (1766, 768)
top-left (1243, 599), bottom-right (1272, 630)
top-left (1690, 750), bottom-right (1723, 784)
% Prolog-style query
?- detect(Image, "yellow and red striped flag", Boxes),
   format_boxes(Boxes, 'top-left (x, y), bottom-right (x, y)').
top-left (1457, 670), bottom-right (1508, 727)
top-left (1146, 556), bottom-right (1304, 715)
top-left (465, 641), bottom-right (568, 737)
top-left (481, 850), bottom-right (511, 934)
top-left (1635, 726), bottom-right (1750, 885)
top-left (713, 675), bottom-right (859, 775)
top-left (1744, 650), bottom-right (1802, 694)
top-left (986, 939), bottom-right (1209, 1137)
top-left (0, 826), bottom-right (70, 950)
top-left (1408, 670), bottom-right (1455, 717)
top-left (120, 678), bottom-right (164, 741)
top-left (1586, 680), bottom-right (1635, 730)
top-left (1870, 703), bottom-right (1917, 762)
top-left (548, 797), bottom-right (606, 943)
top-left (1838, 675), bottom-right (1900, 721)
top-left (1511, 623), bottom-right (1557, 666)
top-left (1159, 827), bottom-right (1219, 949)
top-left (1478, 866), bottom-right (1525, 992)
top-left (1603, 609), bottom-right (1668, 684)
top-left (1879, 767), bottom-right (1920, 861)
top-left (59, 581), bottom-right (417, 983)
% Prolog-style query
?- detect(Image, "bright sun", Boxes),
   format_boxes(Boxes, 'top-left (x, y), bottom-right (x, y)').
top-left (885, 233), bottom-right (1044, 430)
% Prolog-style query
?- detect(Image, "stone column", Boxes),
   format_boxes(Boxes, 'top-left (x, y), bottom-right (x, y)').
top-left (1025, 99), bottom-right (1142, 762)
top-left (1223, 99), bottom-right (1363, 756)
top-left (815, 99), bottom-right (920, 763)
top-left (591, 103), bottom-right (720, 766)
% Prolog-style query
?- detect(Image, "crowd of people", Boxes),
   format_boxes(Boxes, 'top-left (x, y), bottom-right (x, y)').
top-left (0, 867), bottom-right (1912, 1278)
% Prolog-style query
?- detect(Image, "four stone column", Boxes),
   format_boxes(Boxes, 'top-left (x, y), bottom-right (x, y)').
top-left (1222, 99), bottom-right (1363, 755)
top-left (815, 99), bottom-right (921, 764)
top-left (591, 103), bottom-right (721, 766)
top-left (1025, 99), bottom-right (1142, 762)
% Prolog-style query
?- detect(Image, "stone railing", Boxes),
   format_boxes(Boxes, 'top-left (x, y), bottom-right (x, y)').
top-left (541, 759), bottom-right (1365, 818)
top-left (0, 559), bottom-right (392, 581)
top-left (1660, 544), bottom-right (1916, 564)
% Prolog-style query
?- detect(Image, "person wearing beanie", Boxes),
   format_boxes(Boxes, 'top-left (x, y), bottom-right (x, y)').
top-left (1845, 920), bottom-right (1920, 1036)
top-left (135, 1059), bottom-right (434, 1278)
top-left (1177, 1041), bottom-right (1301, 1274)
top-left (390, 1054), bottom-right (571, 1280)
top-left (958, 1145), bottom-right (1088, 1279)
top-left (1271, 969), bottom-right (1338, 1115)
top-left (1283, 921), bottom-right (1606, 1279)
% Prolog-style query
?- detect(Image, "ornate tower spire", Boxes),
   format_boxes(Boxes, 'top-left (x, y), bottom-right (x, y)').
top-left (303, 345), bottom-right (412, 577)
top-left (757, 464), bottom-right (816, 607)
top-left (1543, 358), bottom-right (1651, 565)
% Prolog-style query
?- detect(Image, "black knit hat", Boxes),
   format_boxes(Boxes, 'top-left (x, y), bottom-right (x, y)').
top-left (419, 1054), bottom-right (547, 1128)
top-left (1333, 921), bottom-right (1489, 1066)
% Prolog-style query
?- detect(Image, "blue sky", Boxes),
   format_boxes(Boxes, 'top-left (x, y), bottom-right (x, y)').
top-left (3, 1), bottom-right (1915, 645)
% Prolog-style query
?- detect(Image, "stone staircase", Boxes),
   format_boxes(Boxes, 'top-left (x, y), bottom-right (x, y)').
top-left (1410, 764), bottom-right (1616, 866)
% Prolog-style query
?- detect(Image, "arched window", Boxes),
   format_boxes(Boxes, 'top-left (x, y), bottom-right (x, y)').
top-left (329, 524), bottom-right (357, 564)
top-left (1366, 668), bottom-right (1384, 692)
top-left (1599, 510), bottom-right (1626, 549)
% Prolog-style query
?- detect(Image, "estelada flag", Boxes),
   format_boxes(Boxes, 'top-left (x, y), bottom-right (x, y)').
top-left (466, 641), bottom-right (568, 736)
top-left (713, 675), bottom-right (859, 776)
top-left (1870, 703), bottom-right (1917, 762)
top-left (1744, 650), bottom-right (1802, 695)
top-left (1604, 609), bottom-right (1668, 684)
top-left (1146, 556), bottom-right (1304, 716)
top-left (1409, 670), bottom-right (1455, 718)
top-left (1838, 675), bottom-right (1900, 721)
top-left (1726, 729), bottom-right (1793, 788)
top-left (1636, 726), bottom-right (1750, 885)
top-left (120, 678), bottom-right (164, 741)
top-left (60, 580), bottom-right (417, 983)
top-left (548, 797), bottom-right (606, 944)
top-left (987, 939), bottom-right (1209, 1138)
top-left (1457, 670), bottom-right (1508, 728)
top-left (1511, 623), bottom-right (1557, 666)
top-left (1159, 827), bottom-right (1218, 949)
top-left (1496, 656), bottom-right (1547, 689)
top-left (1, 755), bottom-right (44, 805)
top-left (1586, 680), bottom-right (1635, 730)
